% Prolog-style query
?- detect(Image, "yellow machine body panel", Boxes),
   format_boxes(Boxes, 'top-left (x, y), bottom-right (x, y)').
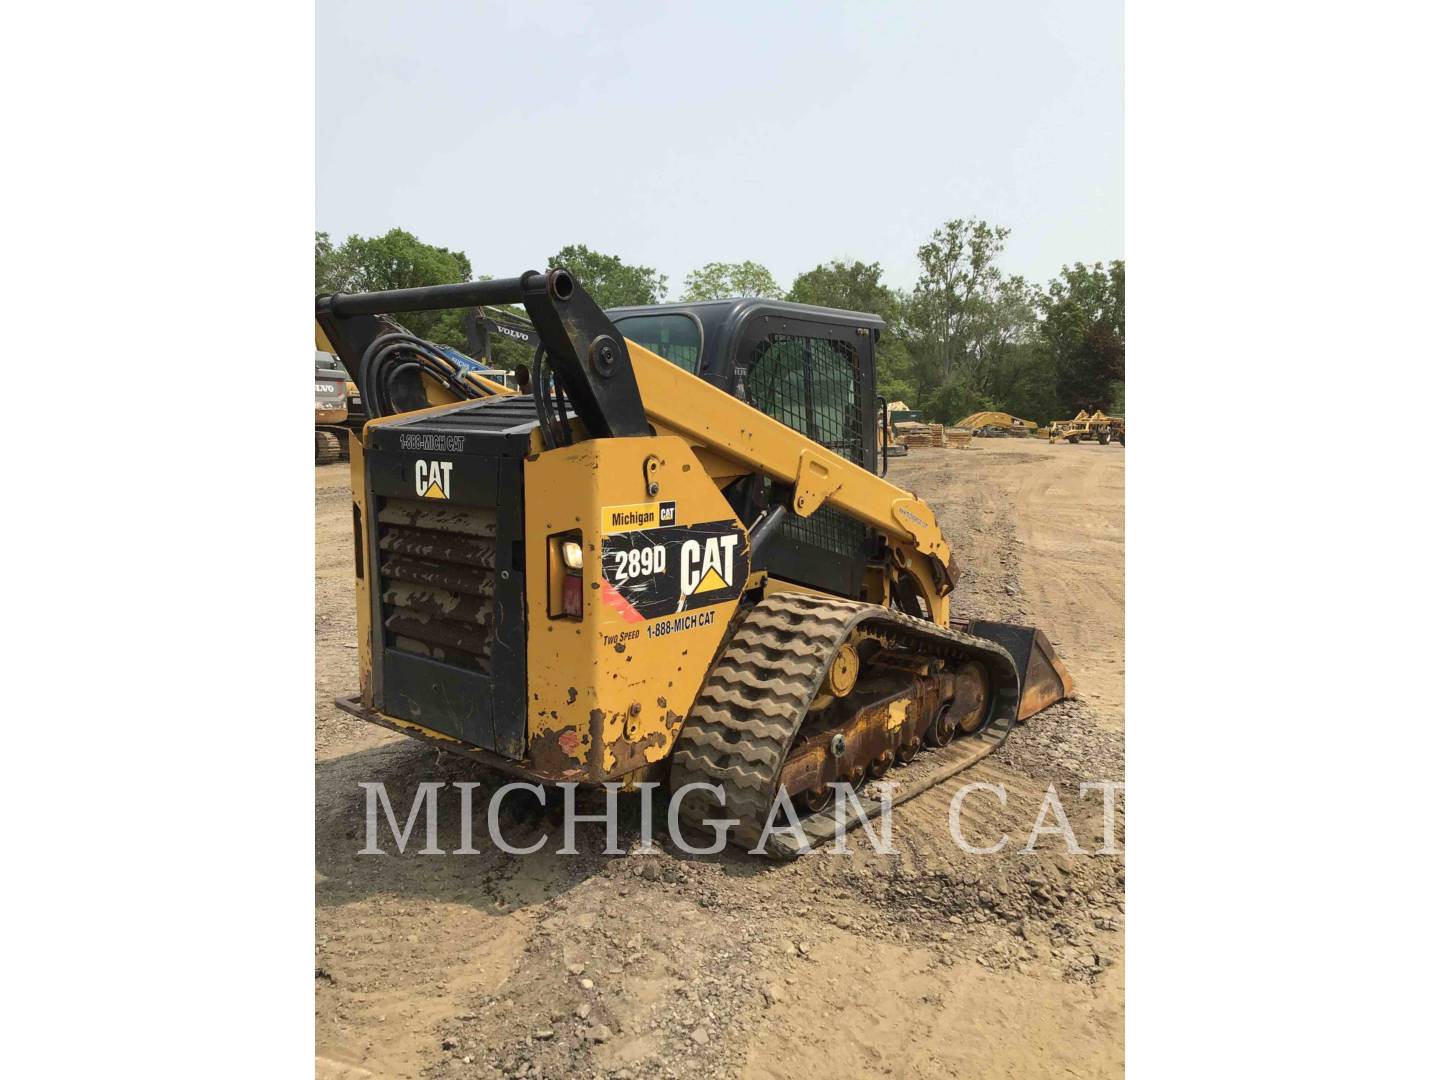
top-left (343, 428), bottom-right (753, 785)
top-left (522, 436), bottom-right (750, 781)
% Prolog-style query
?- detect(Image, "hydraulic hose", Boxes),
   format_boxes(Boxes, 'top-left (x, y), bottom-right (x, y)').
top-left (532, 347), bottom-right (575, 449)
top-left (357, 332), bottom-right (477, 419)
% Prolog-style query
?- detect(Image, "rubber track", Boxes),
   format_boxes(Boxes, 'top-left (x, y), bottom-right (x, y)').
top-left (669, 593), bottom-right (1022, 857)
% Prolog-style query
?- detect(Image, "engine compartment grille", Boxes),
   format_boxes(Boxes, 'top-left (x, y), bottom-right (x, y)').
top-left (377, 497), bottom-right (497, 673)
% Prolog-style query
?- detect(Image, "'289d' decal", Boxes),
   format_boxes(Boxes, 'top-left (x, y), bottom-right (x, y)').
top-left (600, 520), bottom-right (749, 622)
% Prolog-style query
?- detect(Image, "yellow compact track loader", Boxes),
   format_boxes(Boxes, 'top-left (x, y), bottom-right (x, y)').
top-left (317, 269), bottom-right (1073, 856)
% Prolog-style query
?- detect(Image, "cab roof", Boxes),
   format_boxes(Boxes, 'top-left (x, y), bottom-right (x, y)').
top-left (607, 296), bottom-right (884, 332)
top-left (605, 297), bottom-right (884, 380)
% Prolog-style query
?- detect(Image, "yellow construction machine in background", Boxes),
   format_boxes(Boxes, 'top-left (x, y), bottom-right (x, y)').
top-left (956, 411), bottom-right (1038, 438)
top-left (1048, 410), bottom-right (1125, 446)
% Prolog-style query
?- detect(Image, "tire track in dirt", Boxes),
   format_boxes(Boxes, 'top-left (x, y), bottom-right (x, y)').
top-left (891, 441), bottom-right (1125, 730)
top-left (1011, 443), bottom-right (1124, 730)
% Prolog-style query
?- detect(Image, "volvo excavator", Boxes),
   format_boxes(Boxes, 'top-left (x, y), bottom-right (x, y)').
top-left (317, 269), bottom-right (1073, 856)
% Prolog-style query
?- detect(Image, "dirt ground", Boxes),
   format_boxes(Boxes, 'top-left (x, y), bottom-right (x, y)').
top-left (315, 437), bottom-right (1125, 1079)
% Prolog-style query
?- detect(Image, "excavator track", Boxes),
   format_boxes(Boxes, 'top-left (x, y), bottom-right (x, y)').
top-left (315, 430), bottom-right (344, 465)
top-left (670, 592), bottom-right (1024, 858)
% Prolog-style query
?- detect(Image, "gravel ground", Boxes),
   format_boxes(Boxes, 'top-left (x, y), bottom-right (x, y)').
top-left (315, 438), bottom-right (1126, 1078)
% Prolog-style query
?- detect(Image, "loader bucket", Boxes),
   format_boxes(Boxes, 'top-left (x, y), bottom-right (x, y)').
top-left (963, 620), bottom-right (1075, 720)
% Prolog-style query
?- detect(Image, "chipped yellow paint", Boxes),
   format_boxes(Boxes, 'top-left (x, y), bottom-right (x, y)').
top-left (886, 698), bottom-right (909, 733)
top-left (524, 436), bottom-right (747, 781)
top-left (385, 715), bottom-right (462, 743)
top-left (601, 710), bottom-right (626, 773)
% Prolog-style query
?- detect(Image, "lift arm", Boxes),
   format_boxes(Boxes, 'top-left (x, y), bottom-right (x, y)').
top-left (317, 269), bottom-right (953, 581)
top-left (625, 339), bottom-right (950, 561)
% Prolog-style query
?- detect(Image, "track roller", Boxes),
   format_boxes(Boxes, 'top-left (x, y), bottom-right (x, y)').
top-left (926, 699), bottom-right (958, 747)
top-left (896, 736), bottom-right (921, 765)
top-left (952, 661), bottom-right (990, 735)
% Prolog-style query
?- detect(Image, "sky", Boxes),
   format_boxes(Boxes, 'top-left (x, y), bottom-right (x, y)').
top-left (317, 0), bottom-right (1122, 296)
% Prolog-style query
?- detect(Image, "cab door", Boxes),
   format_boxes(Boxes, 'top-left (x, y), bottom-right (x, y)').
top-left (729, 314), bottom-right (879, 598)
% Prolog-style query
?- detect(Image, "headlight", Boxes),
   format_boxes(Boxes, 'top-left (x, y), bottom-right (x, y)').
top-left (561, 541), bottom-right (584, 570)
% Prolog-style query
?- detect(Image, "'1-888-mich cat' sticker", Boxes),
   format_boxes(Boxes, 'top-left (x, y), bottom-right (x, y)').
top-left (600, 519), bottom-right (750, 623)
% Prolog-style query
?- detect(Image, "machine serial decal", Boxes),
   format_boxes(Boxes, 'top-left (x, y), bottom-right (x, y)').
top-left (895, 504), bottom-right (928, 529)
top-left (600, 519), bottom-right (748, 621)
top-left (601, 500), bottom-right (677, 533)
top-left (414, 459), bottom-right (453, 500)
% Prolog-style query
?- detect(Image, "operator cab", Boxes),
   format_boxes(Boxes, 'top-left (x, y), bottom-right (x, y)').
top-left (608, 298), bottom-right (887, 600)
top-left (609, 298), bottom-right (884, 470)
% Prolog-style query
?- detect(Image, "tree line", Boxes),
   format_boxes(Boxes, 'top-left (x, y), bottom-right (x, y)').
top-left (316, 223), bottom-right (1124, 422)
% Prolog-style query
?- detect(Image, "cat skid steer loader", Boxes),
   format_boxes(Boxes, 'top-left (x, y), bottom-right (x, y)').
top-left (317, 269), bottom-right (1073, 856)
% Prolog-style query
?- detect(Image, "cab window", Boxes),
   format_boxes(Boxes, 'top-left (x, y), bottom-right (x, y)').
top-left (613, 314), bottom-right (702, 374)
top-left (745, 334), bottom-right (863, 464)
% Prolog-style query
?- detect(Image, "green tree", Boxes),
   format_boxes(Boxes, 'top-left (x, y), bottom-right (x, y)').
top-left (912, 218), bottom-right (1010, 384)
top-left (680, 260), bottom-right (782, 302)
top-left (907, 218), bottom-right (1053, 423)
top-left (788, 260), bottom-right (897, 317)
top-left (788, 259), bottom-right (915, 406)
top-left (315, 231), bottom-right (341, 290)
top-left (1039, 260), bottom-right (1125, 413)
top-left (966, 275), bottom-right (1051, 418)
top-left (314, 229), bottom-right (474, 345)
top-left (548, 244), bottom-right (668, 308)
top-left (1109, 379), bottom-right (1125, 415)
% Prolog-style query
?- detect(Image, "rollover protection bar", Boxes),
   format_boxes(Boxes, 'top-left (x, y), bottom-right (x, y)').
top-left (316, 268), bottom-right (650, 439)
top-left (326, 274), bottom-right (541, 318)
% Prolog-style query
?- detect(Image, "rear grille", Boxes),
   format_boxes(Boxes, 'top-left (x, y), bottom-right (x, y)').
top-left (377, 497), bottom-right (497, 673)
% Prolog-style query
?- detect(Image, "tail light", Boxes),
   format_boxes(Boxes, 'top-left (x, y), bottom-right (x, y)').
top-left (549, 531), bottom-right (584, 620)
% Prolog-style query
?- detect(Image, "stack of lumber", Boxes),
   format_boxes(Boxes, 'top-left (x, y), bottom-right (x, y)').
top-left (899, 423), bottom-right (942, 448)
